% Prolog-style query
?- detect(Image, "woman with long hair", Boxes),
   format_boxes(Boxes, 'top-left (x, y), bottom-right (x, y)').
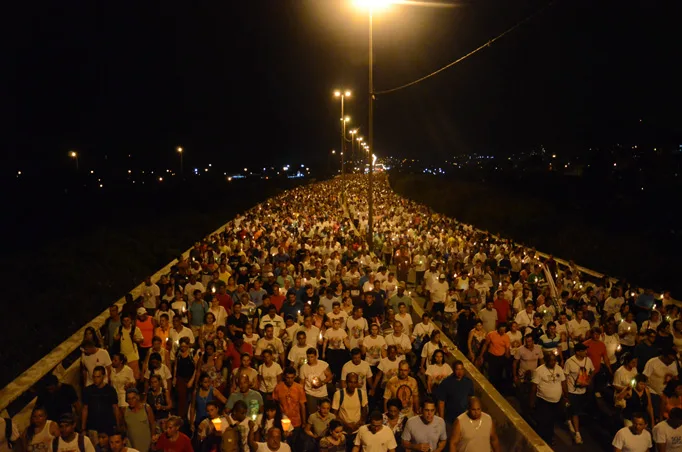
top-left (196, 341), bottom-right (225, 391)
top-left (426, 349), bottom-right (453, 395)
top-left (110, 353), bottom-right (136, 408)
top-left (254, 400), bottom-right (288, 441)
top-left (468, 320), bottom-right (486, 367)
top-left (22, 406), bottom-right (59, 452)
top-left (82, 326), bottom-right (103, 348)
top-left (173, 336), bottom-right (197, 420)
top-left (318, 419), bottom-right (346, 452)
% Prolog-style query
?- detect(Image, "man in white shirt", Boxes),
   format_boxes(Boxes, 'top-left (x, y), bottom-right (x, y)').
top-left (643, 349), bottom-right (679, 395)
top-left (141, 276), bottom-right (161, 310)
top-left (352, 411), bottom-right (397, 452)
top-left (563, 343), bottom-right (594, 444)
top-left (567, 310), bottom-right (590, 345)
top-left (341, 348), bottom-right (375, 395)
top-left (429, 274), bottom-right (449, 319)
top-left (51, 414), bottom-right (96, 452)
top-left (81, 341), bottom-right (112, 386)
top-left (612, 413), bottom-right (652, 452)
top-left (183, 274), bottom-right (205, 301)
top-left (530, 353), bottom-right (568, 446)
top-left (653, 407), bottom-right (682, 452)
top-left (333, 373), bottom-right (369, 435)
top-left (249, 425), bottom-right (292, 452)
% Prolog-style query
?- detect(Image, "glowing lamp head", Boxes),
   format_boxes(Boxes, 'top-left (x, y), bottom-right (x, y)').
top-left (69, 151), bottom-right (77, 158)
top-left (344, 90), bottom-right (351, 97)
top-left (334, 90), bottom-right (341, 97)
top-left (354, 0), bottom-right (392, 10)
top-left (176, 147), bottom-right (182, 153)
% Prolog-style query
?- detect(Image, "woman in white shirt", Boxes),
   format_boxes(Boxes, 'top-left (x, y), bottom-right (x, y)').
top-left (110, 353), bottom-right (136, 407)
top-left (426, 350), bottom-right (452, 395)
top-left (22, 407), bottom-right (59, 452)
top-left (421, 331), bottom-right (448, 373)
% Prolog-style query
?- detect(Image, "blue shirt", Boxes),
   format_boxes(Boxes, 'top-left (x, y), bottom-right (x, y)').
top-left (281, 301), bottom-right (304, 321)
top-left (433, 375), bottom-right (475, 424)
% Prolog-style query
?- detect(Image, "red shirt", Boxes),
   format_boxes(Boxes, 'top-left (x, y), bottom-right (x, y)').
top-left (583, 339), bottom-right (607, 373)
top-left (224, 341), bottom-right (254, 370)
top-left (270, 294), bottom-right (285, 313)
top-left (493, 298), bottom-right (510, 326)
top-left (215, 293), bottom-right (233, 313)
top-left (155, 432), bottom-right (193, 452)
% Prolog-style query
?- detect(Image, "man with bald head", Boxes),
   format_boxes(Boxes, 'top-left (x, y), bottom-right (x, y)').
top-left (449, 397), bottom-right (499, 452)
top-left (332, 372), bottom-right (368, 434)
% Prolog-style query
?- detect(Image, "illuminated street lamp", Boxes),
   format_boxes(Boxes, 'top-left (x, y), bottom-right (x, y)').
top-left (176, 146), bottom-right (183, 176)
top-left (69, 150), bottom-right (79, 170)
top-left (334, 89), bottom-right (352, 203)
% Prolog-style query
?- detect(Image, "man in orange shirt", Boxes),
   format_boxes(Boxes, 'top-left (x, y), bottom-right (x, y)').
top-left (273, 367), bottom-right (307, 444)
top-left (583, 327), bottom-right (613, 395)
top-left (478, 323), bottom-right (511, 391)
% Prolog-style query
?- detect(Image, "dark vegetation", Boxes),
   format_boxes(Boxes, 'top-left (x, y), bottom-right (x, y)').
top-left (389, 170), bottom-right (681, 297)
top-left (0, 176), bottom-right (303, 389)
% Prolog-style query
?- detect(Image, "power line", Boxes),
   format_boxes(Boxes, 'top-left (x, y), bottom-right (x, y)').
top-left (374, 0), bottom-right (558, 95)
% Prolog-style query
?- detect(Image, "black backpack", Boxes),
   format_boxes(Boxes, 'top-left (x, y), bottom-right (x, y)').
top-left (52, 434), bottom-right (85, 452)
top-left (111, 324), bottom-right (137, 355)
top-left (3, 418), bottom-right (14, 449)
top-left (337, 388), bottom-right (363, 408)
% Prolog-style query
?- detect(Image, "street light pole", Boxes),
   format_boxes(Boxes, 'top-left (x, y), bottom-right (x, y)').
top-left (368, 8), bottom-right (375, 248)
top-left (177, 147), bottom-right (183, 177)
top-left (334, 90), bottom-right (351, 205)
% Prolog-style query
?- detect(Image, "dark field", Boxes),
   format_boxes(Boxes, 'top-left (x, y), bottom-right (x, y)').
top-left (0, 177), bottom-right (303, 389)
top-left (389, 171), bottom-right (681, 296)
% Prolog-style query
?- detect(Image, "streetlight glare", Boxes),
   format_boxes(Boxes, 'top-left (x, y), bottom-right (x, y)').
top-left (354, 0), bottom-right (392, 10)
top-left (334, 90), bottom-right (341, 97)
top-left (344, 116), bottom-right (351, 122)
top-left (176, 147), bottom-right (183, 153)
top-left (69, 151), bottom-right (77, 158)
top-left (344, 90), bottom-right (351, 97)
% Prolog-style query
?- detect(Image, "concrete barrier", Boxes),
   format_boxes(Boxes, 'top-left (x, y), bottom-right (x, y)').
top-left (411, 300), bottom-right (552, 452)
top-left (0, 218), bottom-right (235, 423)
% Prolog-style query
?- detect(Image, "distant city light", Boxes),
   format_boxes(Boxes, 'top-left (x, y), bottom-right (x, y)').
top-left (128, 170), bottom-right (132, 174)
top-left (159, 177), bottom-right (163, 182)
top-left (90, 170), bottom-right (94, 174)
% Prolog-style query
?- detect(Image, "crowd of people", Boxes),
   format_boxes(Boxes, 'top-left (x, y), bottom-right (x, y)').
top-left (3, 174), bottom-right (678, 452)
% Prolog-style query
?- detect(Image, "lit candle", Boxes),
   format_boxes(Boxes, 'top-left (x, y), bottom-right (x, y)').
top-left (212, 418), bottom-right (223, 432)
top-left (251, 414), bottom-right (257, 421)
top-left (281, 418), bottom-right (291, 432)
top-left (212, 287), bottom-right (216, 293)
top-left (616, 344), bottom-right (622, 352)
top-left (553, 349), bottom-right (559, 356)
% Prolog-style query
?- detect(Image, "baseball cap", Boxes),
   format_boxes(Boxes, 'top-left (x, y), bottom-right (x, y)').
top-left (136, 307), bottom-right (147, 315)
top-left (58, 413), bottom-right (76, 425)
top-left (398, 282), bottom-right (407, 289)
top-left (439, 274), bottom-right (446, 279)
top-left (266, 272), bottom-right (274, 277)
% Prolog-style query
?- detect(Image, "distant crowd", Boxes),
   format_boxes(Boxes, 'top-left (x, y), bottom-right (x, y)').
top-left (1, 174), bottom-right (677, 452)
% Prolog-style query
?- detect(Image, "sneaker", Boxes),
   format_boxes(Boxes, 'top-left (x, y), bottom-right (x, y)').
top-left (566, 420), bottom-right (575, 433)
top-left (574, 432), bottom-right (583, 444)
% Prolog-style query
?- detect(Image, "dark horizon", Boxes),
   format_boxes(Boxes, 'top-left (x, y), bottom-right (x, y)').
top-left (5, 0), bottom-right (681, 180)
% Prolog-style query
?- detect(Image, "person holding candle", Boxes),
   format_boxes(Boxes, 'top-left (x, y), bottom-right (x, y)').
top-left (619, 311), bottom-right (638, 356)
top-left (272, 367), bottom-right (306, 444)
top-left (300, 348), bottom-right (333, 417)
top-left (227, 374), bottom-right (264, 422)
top-left (253, 401), bottom-right (290, 442)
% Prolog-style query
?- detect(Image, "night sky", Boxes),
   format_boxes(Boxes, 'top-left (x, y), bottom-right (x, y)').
top-left (5, 0), bottom-right (680, 177)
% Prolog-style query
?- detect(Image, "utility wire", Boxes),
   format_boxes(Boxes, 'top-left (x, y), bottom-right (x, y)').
top-left (374, 0), bottom-right (557, 95)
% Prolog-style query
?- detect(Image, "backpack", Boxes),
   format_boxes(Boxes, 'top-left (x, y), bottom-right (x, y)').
top-left (3, 418), bottom-right (14, 449)
top-left (338, 388), bottom-right (363, 408)
top-left (111, 324), bottom-right (137, 355)
top-left (574, 360), bottom-right (591, 388)
top-left (52, 434), bottom-right (85, 452)
top-left (220, 421), bottom-right (242, 452)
